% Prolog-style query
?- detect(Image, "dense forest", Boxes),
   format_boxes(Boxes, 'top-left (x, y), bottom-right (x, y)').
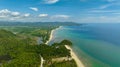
top-left (0, 22), bottom-right (79, 27)
top-left (0, 22), bottom-right (78, 67)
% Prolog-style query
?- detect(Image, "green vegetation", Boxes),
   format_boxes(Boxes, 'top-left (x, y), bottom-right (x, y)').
top-left (0, 26), bottom-right (56, 43)
top-left (0, 29), bottom-right (77, 67)
top-left (44, 60), bottom-right (77, 67)
top-left (0, 29), bottom-right (16, 38)
top-left (36, 40), bottom-right (75, 67)
top-left (36, 43), bottom-right (71, 60)
top-left (60, 40), bottom-right (73, 46)
top-left (0, 22), bottom-right (79, 27)
top-left (0, 30), bottom-right (40, 67)
top-left (0, 22), bottom-right (78, 67)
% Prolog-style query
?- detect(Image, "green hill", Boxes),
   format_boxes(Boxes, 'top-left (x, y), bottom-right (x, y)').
top-left (0, 29), bottom-right (16, 38)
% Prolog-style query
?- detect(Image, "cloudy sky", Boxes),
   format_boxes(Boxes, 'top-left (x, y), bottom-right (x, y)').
top-left (0, 0), bottom-right (120, 23)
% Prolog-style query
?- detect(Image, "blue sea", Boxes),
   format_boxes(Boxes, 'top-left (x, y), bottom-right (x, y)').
top-left (49, 23), bottom-right (120, 67)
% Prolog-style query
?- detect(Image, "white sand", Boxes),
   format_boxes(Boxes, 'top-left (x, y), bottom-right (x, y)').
top-left (45, 26), bottom-right (85, 67)
top-left (45, 29), bottom-right (55, 44)
top-left (65, 45), bottom-right (85, 67)
top-left (45, 26), bottom-right (62, 44)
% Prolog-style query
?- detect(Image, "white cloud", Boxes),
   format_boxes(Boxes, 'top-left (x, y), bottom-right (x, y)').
top-left (0, 9), bottom-right (31, 21)
top-left (10, 16), bottom-right (21, 20)
top-left (0, 9), bottom-right (21, 18)
top-left (43, 0), bottom-right (59, 4)
top-left (91, 0), bottom-right (120, 10)
top-left (0, 9), bottom-right (72, 22)
top-left (0, 15), bottom-right (7, 18)
top-left (24, 13), bottom-right (30, 17)
top-left (39, 14), bottom-right (48, 17)
top-left (29, 7), bottom-right (38, 11)
top-left (90, 10), bottom-right (116, 13)
top-left (51, 15), bottom-right (70, 19)
top-left (0, 9), bottom-right (11, 18)
top-left (0, 9), bottom-right (11, 14)
top-left (99, 4), bottom-right (113, 9)
top-left (99, 2), bottom-right (120, 9)
top-left (11, 12), bottom-right (20, 17)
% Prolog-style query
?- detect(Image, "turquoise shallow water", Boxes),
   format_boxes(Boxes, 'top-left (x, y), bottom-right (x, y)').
top-left (49, 23), bottom-right (120, 67)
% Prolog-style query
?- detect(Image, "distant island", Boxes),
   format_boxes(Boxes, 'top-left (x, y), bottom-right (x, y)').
top-left (0, 22), bottom-right (84, 67)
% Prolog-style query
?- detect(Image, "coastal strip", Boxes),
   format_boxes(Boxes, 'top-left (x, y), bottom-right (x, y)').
top-left (45, 26), bottom-right (85, 67)
top-left (45, 29), bottom-right (54, 44)
top-left (45, 26), bottom-right (61, 44)
top-left (65, 45), bottom-right (85, 67)
top-left (40, 26), bottom-right (61, 67)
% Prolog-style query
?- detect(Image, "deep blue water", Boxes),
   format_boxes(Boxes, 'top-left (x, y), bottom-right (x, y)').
top-left (49, 23), bottom-right (120, 67)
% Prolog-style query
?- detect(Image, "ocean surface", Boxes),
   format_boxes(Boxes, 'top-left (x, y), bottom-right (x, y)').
top-left (49, 23), bottom-right (120, 67)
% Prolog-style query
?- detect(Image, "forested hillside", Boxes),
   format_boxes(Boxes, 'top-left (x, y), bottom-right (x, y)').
top-left (0, 29), bottom-right (77, 67)
top-left (0, 30), bottom-right (40, 67)
top-left (0, 22), bottom-right (79, 27)
top-left (0, 22), bottom-right (78, 67)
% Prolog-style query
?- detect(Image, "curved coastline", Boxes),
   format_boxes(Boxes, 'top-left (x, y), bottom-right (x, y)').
top-left (46, 26), bottom-right (85, 67)
top-left (45, 26), bottom-right (62, 44)
top-left (65, 45), bottom-right (85, 67)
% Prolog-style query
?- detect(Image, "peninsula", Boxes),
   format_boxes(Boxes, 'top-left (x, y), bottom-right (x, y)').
top-left (0, 22), bottom-right (83, 67)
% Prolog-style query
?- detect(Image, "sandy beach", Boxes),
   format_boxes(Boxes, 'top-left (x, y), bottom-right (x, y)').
top-left (45, 29), bottom-right (54, 44)
top-left (45, 26), bottom-right (62, 44)
top-left (45, 26), bottom-right (85, 67)
top-left (65, 45), bottom-right (85, 67)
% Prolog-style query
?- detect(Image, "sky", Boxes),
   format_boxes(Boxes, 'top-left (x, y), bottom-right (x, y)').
top-left (0, 0), bottom-right (120, 23)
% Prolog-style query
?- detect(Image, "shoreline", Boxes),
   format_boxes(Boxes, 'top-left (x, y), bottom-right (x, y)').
top-left (65, 45), bottom-right (85, 67)
top-left (45, 29), bottom-right (54, 44)
top-left (45, 26), bottom-right (85, 67)
top-left (40, 26), bottom-right (61, 67)
top-left (45, 26), bottom-right (61, 44)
